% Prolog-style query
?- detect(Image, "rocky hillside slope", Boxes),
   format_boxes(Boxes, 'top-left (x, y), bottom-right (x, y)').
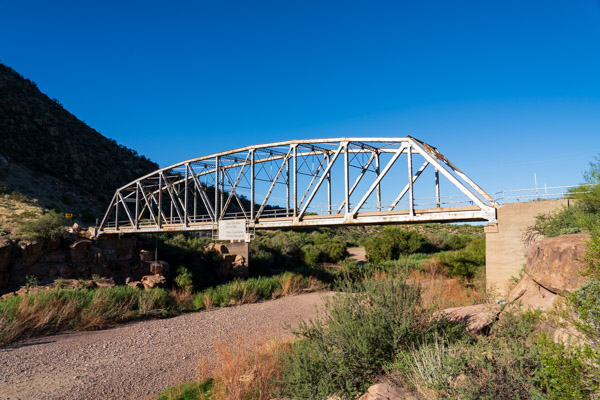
top-left (0, 63), bottom-right (158, 222)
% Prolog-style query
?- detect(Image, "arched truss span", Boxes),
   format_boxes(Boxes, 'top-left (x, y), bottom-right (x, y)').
top-left (98, 137), bottom-right (497, 235)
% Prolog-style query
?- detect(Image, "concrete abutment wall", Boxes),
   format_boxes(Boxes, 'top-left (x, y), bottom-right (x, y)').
top-left (485, 199), bottom-right (572, 296)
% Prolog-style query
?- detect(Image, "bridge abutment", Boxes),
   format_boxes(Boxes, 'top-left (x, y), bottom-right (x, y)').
top-left (485, 199), bottom-right (572, 297)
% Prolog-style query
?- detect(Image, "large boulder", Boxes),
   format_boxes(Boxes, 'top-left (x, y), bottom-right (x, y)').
top-left (506, 273), bottom-right (557, 311)
top-left (525, 234), bottom-right (589, 294)
top-left (149, 260), bottom-right (169, 276)
top-left (19, 238), bottom-right (60, 268)
top-left (526, 234), bottom-right (589, 294)
top-left (70, 240), bottom-right (93, 263)
top-left (437, 304), bottom-right (501, 334)
top-left (139, 249), bottom-right (153, 262)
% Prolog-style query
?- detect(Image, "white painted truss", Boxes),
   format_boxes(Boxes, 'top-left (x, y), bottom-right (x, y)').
top-left (98, 137), bottom-right (497, 236)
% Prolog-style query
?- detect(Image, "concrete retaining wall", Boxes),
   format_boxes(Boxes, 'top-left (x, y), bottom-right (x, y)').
top-left (485, 199), bottom-right (571, 296)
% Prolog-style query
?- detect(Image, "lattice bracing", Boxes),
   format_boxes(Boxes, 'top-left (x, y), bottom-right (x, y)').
top-left (98, 137), bottom-right (497, 235)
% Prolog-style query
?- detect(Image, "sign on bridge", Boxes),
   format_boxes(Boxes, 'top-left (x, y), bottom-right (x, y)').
top-left (218, 220), bottom-right (248, 241)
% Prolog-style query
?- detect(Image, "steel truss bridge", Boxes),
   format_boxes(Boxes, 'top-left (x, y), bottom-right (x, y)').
top-left (99, 137), bottom-right (498, 236)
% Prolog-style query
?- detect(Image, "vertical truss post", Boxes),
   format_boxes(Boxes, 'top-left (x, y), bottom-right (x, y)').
top-left (250, 150), bottom-right (255, 220)
top-left (115, 191), bottom-right (119, 230)
top-left (408, 146), bottom-right (414, 216)
top-left (193, 190), bottom-right (197, 223)
top-left (184, 164), bottom-right (189, 227)
top-left (293, 144), bottom-right (298, 218)
top-left (135, 185), bottom-right (139, 229)
top-left (435, 168), bottom-right (440, 208)
top-left (170, 191), bottom-right (174, 224)
top-left (220, 167), bottom-right (224, 217)
top-left (344, 142), bottom-right (350, 214)
top-left (327, 153), bottom-right (332, 214)
top-left (157, 174), bottom-right (162, 229)
top-left (375, 152), bottom-right (381, 212)
top-left (214, 156), bottom-right (219, 224)
top-left (286, 157), bottom-right (290, 217)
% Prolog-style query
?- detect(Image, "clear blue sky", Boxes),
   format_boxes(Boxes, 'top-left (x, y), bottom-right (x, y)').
top-left (2, 0), bottom-right (600, 194)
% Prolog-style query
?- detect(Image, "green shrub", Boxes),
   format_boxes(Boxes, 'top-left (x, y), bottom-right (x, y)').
top-left (392, 309), bottom-right (542, 400)
top-left (280, 274), bottom-right (424, 398)
top-left (157, 379), bottom-right (213, 400)
top-left (174, 266), bottom-right (194, 292)
top-left (569, 280), bottom-right (600, 340)
top-left (301, 244), bottom-right (322, 266)
top-left (442, 234), bottom-right (473, 250)
top-left (364, 227), bottom-right (429, 262)
top-left (534, 333), bottom-right (600, 400)
top-left (15, 210), bottom-right (67, 241)
top-left (437, 238), bottom-right (485, 280)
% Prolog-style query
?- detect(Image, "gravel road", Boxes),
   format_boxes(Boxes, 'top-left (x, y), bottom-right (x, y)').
top-left (0, 291), bottom-right (333, 400)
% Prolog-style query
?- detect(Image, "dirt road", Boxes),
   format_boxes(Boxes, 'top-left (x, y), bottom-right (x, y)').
top-left (0, 291), bottom-right (333, 400)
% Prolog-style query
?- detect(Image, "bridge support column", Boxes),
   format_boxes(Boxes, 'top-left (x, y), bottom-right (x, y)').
top-left (485, 199), bottom-right (572, 298)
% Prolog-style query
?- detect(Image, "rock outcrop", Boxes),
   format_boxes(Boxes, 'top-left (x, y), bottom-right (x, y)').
top-left (0, 232), bottom-right (170, 294)
top-left (141, 274), bottom-right (166, 289)
top-left (358, 382), bottom-right (422, 400)
top-left (505, 233), bottom-right (589, 312)
top-left (206, 242), bottom-right (249, 279)
top-left (525, 233), bottom-right (588, 294)
top-left (438, 304), bottom-right (501, 334)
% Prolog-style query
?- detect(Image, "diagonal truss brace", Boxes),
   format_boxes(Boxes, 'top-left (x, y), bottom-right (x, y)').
top-left (351, 144), bottom-right (407, 216)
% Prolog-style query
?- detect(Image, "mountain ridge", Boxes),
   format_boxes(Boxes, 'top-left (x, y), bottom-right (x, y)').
top-left (0, 63), bottom-right (159, 223)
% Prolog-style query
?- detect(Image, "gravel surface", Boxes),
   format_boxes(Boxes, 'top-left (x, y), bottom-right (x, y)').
top-left (0, 291), bottom-right (333, 400)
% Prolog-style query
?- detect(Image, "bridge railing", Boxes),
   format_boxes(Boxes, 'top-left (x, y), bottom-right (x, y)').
top-left (100, 193), bottom-right (483, 230)
top-left (492, 184), bottom-right (596, 204)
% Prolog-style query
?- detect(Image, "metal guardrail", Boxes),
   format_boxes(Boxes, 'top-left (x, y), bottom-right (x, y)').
top-left (492, 184), bottom-right (596, 204)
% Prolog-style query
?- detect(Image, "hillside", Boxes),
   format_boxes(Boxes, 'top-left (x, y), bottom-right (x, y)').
top-left (0, 63), bottom-right (158, 223)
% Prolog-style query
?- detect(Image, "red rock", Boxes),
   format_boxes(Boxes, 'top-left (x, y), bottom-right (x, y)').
top-left (437, 304), bottom-right (501, 333)
top-left (141, 274), bottom-right (166, 289)
top-left (526, 234), bottom-right (589, 294)
top-left (506, 273), bottom-right (557, 311)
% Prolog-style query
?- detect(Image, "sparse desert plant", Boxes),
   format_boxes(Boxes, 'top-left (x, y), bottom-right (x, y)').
top-left (280, 274), bottom-right (425, 398)
top-left (436, 238), bottom-right (485, 280)
top-left (157, 379), bottom-right (213, 400)
top-left (0, 286), bottom-right (171, 345)
top-left (197, 339), bottom-right (292, 400)
top-left (174, 266), bottom-right (194, 292)
top-left (15, 210), bottom-right (67, 241)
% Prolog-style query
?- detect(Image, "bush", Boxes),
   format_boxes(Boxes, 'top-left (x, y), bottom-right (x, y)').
top-left (279, 274), bottom-right (424, 398)
top-left (15, 210), bottom-right (67, 240)
top-left (392, 309), bottom-right (542, 399)
top-left (174, 266), bottom-right (194, 292)
top-left (157, 379), bottom-right (213, 400)
top-left (364, 227), bottom-right (429, 262)
top-left (534, 333), bottom-right (600, 400)
top-left (436, 238), bottom-right (485, 280)
top-left (442, 234), bottom-right (474, 250)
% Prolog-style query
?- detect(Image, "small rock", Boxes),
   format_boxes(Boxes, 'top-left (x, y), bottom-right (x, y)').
top-left (436, 304), bottom-right (501, 334)
top-left (141, 274), bottom-right (166, 289)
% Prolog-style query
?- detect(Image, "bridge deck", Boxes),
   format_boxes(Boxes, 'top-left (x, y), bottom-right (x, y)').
top-left (101, 205), bottom-right (487, 235)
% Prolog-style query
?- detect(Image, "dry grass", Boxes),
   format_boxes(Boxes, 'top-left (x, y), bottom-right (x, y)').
top-left (198, 338), bottom-right (291, 400)
top-left (0, 193), bottom-right (42, 236)
top-left (0, 286), bottom-right (170, 345)
top-left (409, 268), bottom-right (488, 310)
top-left (170, 289), bottom-right (195, 310)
